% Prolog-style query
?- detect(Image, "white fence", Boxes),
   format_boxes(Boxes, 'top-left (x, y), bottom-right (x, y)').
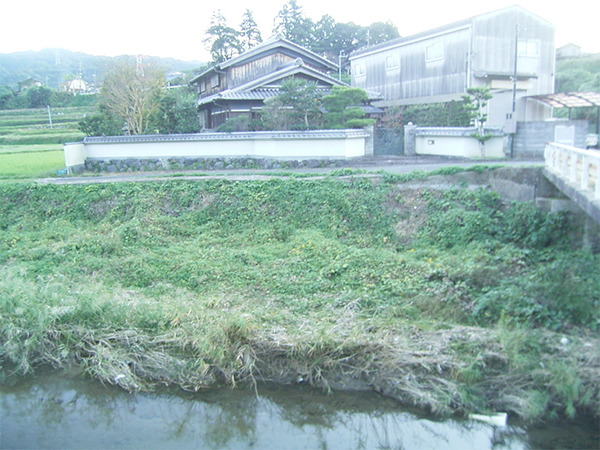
top-left (545, 142), bottom-right (600, 200)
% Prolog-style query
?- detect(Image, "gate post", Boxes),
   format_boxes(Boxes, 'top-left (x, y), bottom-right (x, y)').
top-left (404, 123), bottom-right (417, 156)
top-left (363, 126), bottom-right (374, 156)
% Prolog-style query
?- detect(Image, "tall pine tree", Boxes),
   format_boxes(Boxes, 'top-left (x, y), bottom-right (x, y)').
top-left (273, 0), bottom-right (314, 49)
top-left (204, 10), bottom-right (241, 63)
top-left (239, 9), bottom-right (263, 52)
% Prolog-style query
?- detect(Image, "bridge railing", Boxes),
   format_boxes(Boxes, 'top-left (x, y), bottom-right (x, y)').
top-left (545, 142), bottom-right (600, 200)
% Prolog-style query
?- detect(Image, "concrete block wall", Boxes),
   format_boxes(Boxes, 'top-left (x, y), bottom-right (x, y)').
top-left (513, 120), bottom-right (588, 159)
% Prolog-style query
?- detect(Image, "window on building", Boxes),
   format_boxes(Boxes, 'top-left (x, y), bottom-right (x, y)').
top-left (211, 73), bottom-right (220, 88)
top-left (385, 54), bottom-right (400, 70)
top-left (354, 63), bottom-right (365, 77)
top-left (518, 39), bottom-right (539, 57)
top-left (425, 41), bottom-right (444, 62)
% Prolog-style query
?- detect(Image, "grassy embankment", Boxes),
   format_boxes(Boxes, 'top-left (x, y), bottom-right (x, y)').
top-left (0, 173), bottom-right (599, 423)
top-left (0, 107), bottom-right (89, 178)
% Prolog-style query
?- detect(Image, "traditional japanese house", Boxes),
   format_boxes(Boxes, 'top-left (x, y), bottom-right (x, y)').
top-left (189, 37), bottom-right (347, 129)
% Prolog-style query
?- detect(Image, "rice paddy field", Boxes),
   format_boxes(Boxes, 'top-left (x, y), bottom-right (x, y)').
top-left (0, 107), bottom-right (89, 179)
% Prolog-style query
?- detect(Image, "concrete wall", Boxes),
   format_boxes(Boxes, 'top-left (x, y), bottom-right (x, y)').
top-left (65, 130), bottom-right (368, 173)
top-left (513, 120), bottom-right (588, 159)
top-left (407, 127), bottom-right (505, 158)
top-left (63, 143), bottom-right (86, 174)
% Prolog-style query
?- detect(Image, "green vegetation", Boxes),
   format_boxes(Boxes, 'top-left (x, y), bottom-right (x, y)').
top-left (554, 53), bottom-right (600, 126)
top-left (1, 177), bottom-right (598, 423)
top-left (203, 1), bottom-right (398, 63)
top-left (322, 86), bottom-right (376, 129)
top-left (219, 79), bottom-right (375, 131)
top-left (0, 151), bottom-right (65, 178)
top-left (0, 106), bottom-right (93, 178)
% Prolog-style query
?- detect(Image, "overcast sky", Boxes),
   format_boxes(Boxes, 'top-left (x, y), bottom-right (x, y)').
top-left (1, 0), bottom-right (598, 62)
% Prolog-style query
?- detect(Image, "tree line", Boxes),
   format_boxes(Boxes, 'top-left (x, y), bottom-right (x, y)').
top-left (77, 58), bottom-right (199, 136)
top-left (204, 0), bottom-right (400, 63)
top-left (0, 84), bottom-right (97, 110)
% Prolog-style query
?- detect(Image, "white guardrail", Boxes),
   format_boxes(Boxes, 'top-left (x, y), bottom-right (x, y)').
top-left (545, 142), bottom-right (600, 200)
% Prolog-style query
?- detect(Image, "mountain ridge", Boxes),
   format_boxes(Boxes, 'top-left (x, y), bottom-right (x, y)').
top-left (0, 48), bottom-right (205, 89)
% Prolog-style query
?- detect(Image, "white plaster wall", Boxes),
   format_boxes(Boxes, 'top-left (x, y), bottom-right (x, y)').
top-left (416, 135), bottom-right (504, 158)
top-left (63, 142), bottom-right (86, 171)
top-left (71, 132), bottom-right (366, 166)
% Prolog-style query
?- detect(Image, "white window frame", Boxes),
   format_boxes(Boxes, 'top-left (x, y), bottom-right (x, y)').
top-left (425, 41), bottom-right (444, 62)
top-left (354, 63), bottom-right (365, 77)
top-left (385, 54), bottom-right (400, 71)
top-left (518, 39), bottom-right (539, 57)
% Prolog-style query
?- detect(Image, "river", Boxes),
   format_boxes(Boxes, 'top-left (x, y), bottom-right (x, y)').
top-left (1, 370), bottom-right (598, 449)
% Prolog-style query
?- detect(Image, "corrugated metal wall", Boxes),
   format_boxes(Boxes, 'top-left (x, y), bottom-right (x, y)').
top-left (351, 6), bottom-right (555, 117)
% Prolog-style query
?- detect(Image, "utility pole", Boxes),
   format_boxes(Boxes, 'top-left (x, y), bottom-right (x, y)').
top-left (511, 24), bottom-right (519, 118)
top-left (509, 24), bottom-right (519, 158)
top-left (47, 105), bottom-right (53, 129)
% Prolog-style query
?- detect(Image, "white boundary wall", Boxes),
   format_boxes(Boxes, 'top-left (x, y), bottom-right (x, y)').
top-left (64, 130), bottom-right (368, 173)
top-left (414, 127), bottom-right (505, 158)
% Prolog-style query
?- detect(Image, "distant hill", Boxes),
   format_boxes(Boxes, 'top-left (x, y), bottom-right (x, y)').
top-left (0, 48), bottom-right (206, 89)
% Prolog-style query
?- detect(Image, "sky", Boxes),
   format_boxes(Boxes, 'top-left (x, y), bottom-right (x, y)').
top-left (1, 0), bottom-right (599, 62)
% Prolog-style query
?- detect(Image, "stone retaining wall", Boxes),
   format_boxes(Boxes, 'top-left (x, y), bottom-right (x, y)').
top-left (84, 156), bottom-right (352, 173)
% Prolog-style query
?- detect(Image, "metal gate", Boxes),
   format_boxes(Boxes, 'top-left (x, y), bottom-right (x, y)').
top-left (374, 127), bottom-right (404, 155)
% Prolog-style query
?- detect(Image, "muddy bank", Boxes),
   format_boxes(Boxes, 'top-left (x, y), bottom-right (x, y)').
top-left (21, 322), bottom-right (598, 424)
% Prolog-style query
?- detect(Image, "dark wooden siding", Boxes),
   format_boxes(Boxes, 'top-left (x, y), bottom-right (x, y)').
top-left (228, 53), bottom-right (297, 89)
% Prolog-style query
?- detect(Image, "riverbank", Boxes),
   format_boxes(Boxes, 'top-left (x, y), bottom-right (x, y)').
top-left (1, 170), bottom-right (598, 423)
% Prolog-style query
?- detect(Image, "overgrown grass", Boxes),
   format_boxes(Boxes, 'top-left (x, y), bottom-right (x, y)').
top-left (0, 178), bottom-right (598, 421)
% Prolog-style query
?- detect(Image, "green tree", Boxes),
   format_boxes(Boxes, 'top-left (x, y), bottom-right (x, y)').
top-left (204, 10), bottom-right (241, 63)
top-left (100, 57), bottom-right (165, 135)
top-left (78, 105), bottom-right (124, 136)
top-left (384, 101), bottom-right (472, 127)
top-left (23, 85), bottom-right (54, 108)
top-left (0, 85), bottom-right (15, 109)
top-left (322, 86), bottom-right (374, 129)
top-left (312, 15), bottom-right (338, 58)
top-left (239, 9), bottom-right (262, 52)
top-left (462, 87), bottom-right (494, 155)
top-left (462, 87), bottom-right (493, 136)
top-left (150, 90), bottom-right (199, 134)
top-left (273, 0), bottom-right (314, 48)
top-left (261, 78), bottom-right (323, 130)
top-left (554, 54), bottom-right (600, 124)
top-left (366, 21), bottom-right (400, 46)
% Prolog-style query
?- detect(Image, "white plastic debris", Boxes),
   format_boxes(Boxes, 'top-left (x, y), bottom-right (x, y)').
top-left (468, 412), bottom-right (508, 427)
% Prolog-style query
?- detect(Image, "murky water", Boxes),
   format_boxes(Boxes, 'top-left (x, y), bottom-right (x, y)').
top-left (1, 371), bottom-right (598, 450)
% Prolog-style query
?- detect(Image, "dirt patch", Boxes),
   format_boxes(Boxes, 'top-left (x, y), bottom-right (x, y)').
top-left (387, 188), bottom-right (437, 246)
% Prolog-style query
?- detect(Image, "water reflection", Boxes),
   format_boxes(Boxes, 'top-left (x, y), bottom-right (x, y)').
top-left (1, 371), bottom-right (597, 449)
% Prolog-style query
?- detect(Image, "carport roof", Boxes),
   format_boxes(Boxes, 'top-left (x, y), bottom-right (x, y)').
top-left (528, 92), bottom-right (600, 108)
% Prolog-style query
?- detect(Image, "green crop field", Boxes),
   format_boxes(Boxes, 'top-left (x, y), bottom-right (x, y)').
top-left (0, 106), bottom-right (92, 178)
top-left (0, 150), bottom-right (66, 178)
